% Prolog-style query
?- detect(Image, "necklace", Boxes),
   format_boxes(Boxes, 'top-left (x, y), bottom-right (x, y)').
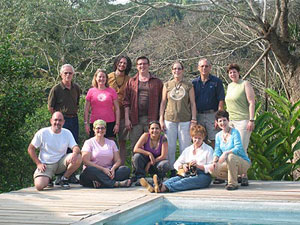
top-left (150, 138), bottom-right (159, 150)
top-left (114, 73), bottom-right (126, 89)
top-left (175, 81), bottom-right (182, 94)
top-left (222, 128), bottom-right (231, 143)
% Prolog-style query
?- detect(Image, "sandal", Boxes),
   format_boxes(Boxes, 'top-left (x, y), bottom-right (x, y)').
top-left (153, 174), bottom-right (160, 193)
top-left (140, 178), bottom-right (154, 193)
top-left (226, 184), bottom-right (238, 191)
top-left (117, 179), bottom-right (132, 188)
top-left (92, 180), bottom-right (102, 188)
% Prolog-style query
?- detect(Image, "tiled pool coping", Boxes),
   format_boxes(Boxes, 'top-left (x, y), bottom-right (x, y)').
top-left (73, 195), bottom-right (300, 225)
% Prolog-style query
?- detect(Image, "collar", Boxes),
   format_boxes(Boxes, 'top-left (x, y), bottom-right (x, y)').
top-left (60, 81), bottom-right (74, 89)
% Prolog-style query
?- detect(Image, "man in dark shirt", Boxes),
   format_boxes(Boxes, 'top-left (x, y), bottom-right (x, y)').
top-left (192, 58), bottom-right (225, 149)
top-left (48, 64), bottom-right (81, 183)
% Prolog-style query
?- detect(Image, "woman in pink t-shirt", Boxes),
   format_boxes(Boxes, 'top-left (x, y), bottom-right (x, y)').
top-left (84, 69), bottom-right (120, 139)
top-left (80, 120), bottom-right (131, 188)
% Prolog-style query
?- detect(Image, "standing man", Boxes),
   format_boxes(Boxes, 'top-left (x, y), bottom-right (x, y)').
top-left (124, 56), bottom-right (163, 151)
top-left (48, 64), bottom-right (81, 183)
top-left (108, 55), bottom-right (132, 165)
top-left (28, 112), bottom-right (82, 191)
top-left (192, 58), bottom-right (225, 148)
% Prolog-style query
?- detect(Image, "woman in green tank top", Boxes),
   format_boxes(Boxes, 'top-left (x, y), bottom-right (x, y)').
top-left (225, 63), bottom-right (255, 153)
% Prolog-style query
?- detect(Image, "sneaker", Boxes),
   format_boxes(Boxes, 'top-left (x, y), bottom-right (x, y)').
top-left (59, 177), bottom-right (70, 190)
top-left (213, 178), bottom-right (225, 184)
top-left (241, 177), bottom-right (249, 186)
top-left (54, 174), bottom-right (62, 185)
top-left (68, 174), bottom-right (79, 184)
top-left (226, 184), bottom-right (238, 191)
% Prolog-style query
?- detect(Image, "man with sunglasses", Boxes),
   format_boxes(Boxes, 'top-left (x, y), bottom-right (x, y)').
top-left (192, 58), bottom-right (225, 149)
top-left (48, 64), bottom-right (81, 184)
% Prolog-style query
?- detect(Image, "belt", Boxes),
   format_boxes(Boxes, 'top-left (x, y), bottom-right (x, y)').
top-left (64, 114), bottom-right (78, 118)
top-left (198, 110), bottom-right (216, 114)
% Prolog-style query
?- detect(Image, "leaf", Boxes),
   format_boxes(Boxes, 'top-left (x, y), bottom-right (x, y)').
top-left (271, 163), bottom-right (293, 178)
top-left (293, 141), bottom-right (300, 152)
top-left (265, 137), bottom-right (287, 155)
top-left (254, 154), bottom-right (272, 171)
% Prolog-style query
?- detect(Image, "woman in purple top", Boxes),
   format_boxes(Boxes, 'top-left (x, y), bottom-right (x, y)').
top-left (132, 121), bottom-right (170, 183)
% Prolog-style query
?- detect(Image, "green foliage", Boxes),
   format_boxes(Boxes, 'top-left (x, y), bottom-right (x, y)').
top-left (248, 89), bottom-right (300, 181)
top-left (0, 36), bottom-right (45, 193)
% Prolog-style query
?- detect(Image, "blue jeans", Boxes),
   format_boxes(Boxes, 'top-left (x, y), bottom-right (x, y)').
top-left (163, 169), bottom-right (211, 192)
top-left (64, 117), bottom-right (79, 153)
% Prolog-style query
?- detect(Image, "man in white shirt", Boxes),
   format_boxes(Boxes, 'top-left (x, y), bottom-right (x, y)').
top-left (28, 112), bottom-right (82, 191)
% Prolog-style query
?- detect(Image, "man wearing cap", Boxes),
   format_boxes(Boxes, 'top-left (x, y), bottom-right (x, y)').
top-left (192, 58), bottom-right (225, 148)
top-left (48, 64), bottom-right (81, 183)
top-left (28, 112), bottom-right (82, 191)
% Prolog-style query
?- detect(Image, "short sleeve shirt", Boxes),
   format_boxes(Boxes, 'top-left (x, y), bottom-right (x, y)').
top-left (31, 127), bottom-right (77, 164)
top-left (81, 137), bottom-right (118, 169)
top-left (164, 80), bottom-right (192, 122)
top-left (192, 74), bottom-right (225, 112)
top-left (86, 87), bottom-right (118, 123)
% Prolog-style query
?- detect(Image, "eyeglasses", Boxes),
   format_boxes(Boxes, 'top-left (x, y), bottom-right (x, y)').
top-left (95, 127), bottom-right (106, 130)
top-left (64, 72), bottom-right (73, 75)
top-left (172, 67), bottom-right (183, 71)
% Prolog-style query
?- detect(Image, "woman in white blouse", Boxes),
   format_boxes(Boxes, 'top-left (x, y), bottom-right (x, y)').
top-left (140, 125), bottom-right (213, 193)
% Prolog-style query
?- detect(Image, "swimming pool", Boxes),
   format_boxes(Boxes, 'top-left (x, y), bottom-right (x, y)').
top-left (78, 197), bottom-right (300, 225)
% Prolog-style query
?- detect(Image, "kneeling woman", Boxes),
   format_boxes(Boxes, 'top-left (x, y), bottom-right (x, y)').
top-left (209, 110), bottom-right (251, 191)
top-left (132, 121), bottom-right (170, 183)
top-left (80, 120), bottom-right (131, 188)
top-left (141, 125), bottom-right (213, 193)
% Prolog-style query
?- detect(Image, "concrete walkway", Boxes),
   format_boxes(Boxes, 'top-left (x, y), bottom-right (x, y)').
top-left (0, 181), bottom-right (300, 225)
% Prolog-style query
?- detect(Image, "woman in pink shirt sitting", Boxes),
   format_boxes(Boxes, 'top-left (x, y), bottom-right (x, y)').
top-left (80, 120), bottom-right (131, 188)
top-left (84, 69), bottom-right (120, 140)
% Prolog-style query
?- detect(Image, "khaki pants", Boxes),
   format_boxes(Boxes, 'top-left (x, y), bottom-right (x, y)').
top-left (211, 154), bottom-right (251, 186)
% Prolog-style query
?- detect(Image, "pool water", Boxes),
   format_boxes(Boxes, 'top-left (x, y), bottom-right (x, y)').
top-left (95, 197), bottom-right (300, 225)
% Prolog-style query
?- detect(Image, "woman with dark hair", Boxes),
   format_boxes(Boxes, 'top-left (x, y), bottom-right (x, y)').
top-left (84, 69), bottom-right (120, 139)
top-left (209, 110), bottom-right (251, 191)
top-left (140, 125), bottom-right (213, 193)
top-left (132, 121), bottom-right (170, 184)
top-left (225, 63), bottom-right (255, 153)
top-left (159, 61), bottom-right (197, 177)
top-left (80, 120), bottom-right (131, 188)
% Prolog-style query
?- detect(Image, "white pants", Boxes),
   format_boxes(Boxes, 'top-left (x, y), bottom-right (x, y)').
top-left (165, 120), bottom-right (191, 169)
top-left (230, 120), bottom-right (252, 153)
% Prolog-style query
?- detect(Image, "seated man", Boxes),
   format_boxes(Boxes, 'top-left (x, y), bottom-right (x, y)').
top-left (28, 111), bottom-right (82, 191)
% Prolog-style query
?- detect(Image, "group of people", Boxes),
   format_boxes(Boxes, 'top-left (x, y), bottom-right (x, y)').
top-left (28, 56), bottom-right (255, 192)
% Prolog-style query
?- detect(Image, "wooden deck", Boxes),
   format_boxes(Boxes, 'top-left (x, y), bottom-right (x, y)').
top-left (1, 180), bottom-right (300, 225)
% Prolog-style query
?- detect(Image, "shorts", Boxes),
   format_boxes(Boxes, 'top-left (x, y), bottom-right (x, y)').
top-left (33, 154), bottom-right (71, 179)
top-left (196, 112), bottom-right (219, 141)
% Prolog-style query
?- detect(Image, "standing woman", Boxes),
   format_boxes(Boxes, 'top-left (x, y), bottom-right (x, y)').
top-left (225, 63), bottom-right (255, 153)
top-left (159, 61), bottom-right (197, 176)
top-left (84, 69), bottom-right (120, 140)
top-left (132, 121), bottom-right (170, 183)
top-left (80, 120), bottom-right (131, 188)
